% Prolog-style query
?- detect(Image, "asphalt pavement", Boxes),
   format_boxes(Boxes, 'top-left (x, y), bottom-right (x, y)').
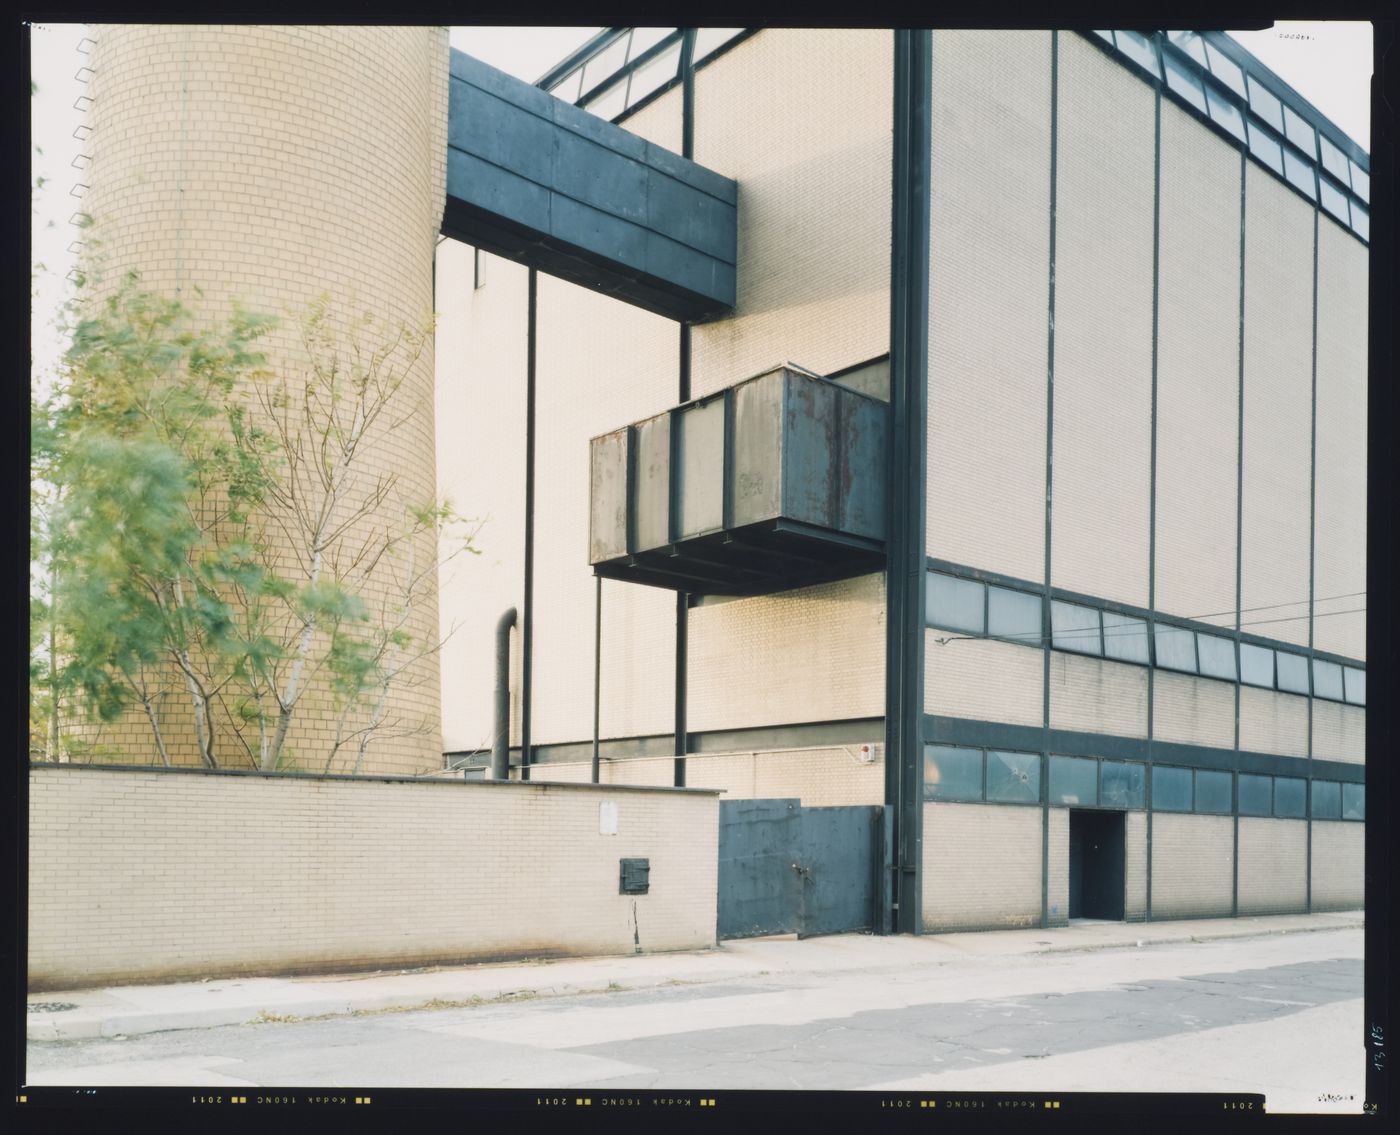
top-left (27, 910), bottom-right (1362, 1042)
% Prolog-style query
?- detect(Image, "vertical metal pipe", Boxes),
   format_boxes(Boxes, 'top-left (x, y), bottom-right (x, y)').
top-left (492, 608), bottom-right (517, 779)
top-left (521, 268), bottom-right (537, 781)
top-left (592, 577), bottom-right (602, 784)
top-left (674, 28), bottom-right (698, 790)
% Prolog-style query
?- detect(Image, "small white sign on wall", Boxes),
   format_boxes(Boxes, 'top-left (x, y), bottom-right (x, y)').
top-left (599, 800), bottom-right (619, 835)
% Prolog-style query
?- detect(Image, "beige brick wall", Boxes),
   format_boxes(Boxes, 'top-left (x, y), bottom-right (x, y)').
top-left (620, 74), bottom-right (682, 152)
top-left (531, 273), bottom-right (679, 745)
top-left (598, 581), bottom-right (678, 742)
top-left (688, 575), bottom-right (885, 733)
top-left (537, 745), bottom-right (885, 807)
top-left (1311, 820), bottom-right (1364, 910)
top-left (1154, 103), bottom-right (1241, 628)
top-left (691, 29), bottom-right (892, 398)
top-left (28, 766), bottom-right (719, 990)
top-left (1238, 685), bottom-right (1309, 758)
top-left (1049, 653), bottom-right (1147, 738)
top-left (1313, 218), bottom-right (1368, 661)
top-left (1241, 167), bottom-right (1314, 649)
top-left (927, 30), bottom-right (1050, 581)
top-left (1050, 34), bottom-right (1154, 608)
top-left (78, 25), bottom-right (448, 774)
top-left (926, 633), bottom-right (1043, 728)
top-left (1047, 807), bottom-right (1069, 926)
top-left (1125, 810), bottom-right (1148, 920)
top-left (1312, 701), bottom-right (1365, 765)
top-left (1150, 813), bottom-right (1234, 918)
top-left (1237, 817), bottom-right (1307, 914)
top-left (436, 245), bottom-right (529, 754)
top-left (923, 803), bottom-right (1043, 931)
top-left (1151, 672), bottom-right (1235, 750)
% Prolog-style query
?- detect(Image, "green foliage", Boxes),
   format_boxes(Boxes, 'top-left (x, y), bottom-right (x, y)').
top-left (32, 277), bottom-right (470, 772)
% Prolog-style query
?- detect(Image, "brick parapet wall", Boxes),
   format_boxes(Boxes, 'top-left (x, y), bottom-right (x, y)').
top-left (28, 764), bottom-right (718, 990)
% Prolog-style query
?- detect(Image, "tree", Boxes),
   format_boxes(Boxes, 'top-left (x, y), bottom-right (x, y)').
top-left (34, 277), bottom-right (475, 771)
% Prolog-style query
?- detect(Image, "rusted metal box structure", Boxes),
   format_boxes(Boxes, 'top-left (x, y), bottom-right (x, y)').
top-left (589, 366), bottom-right (887, 595)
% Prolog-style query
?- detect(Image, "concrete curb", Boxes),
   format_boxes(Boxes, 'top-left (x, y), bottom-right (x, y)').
top-left (28, 912), bottom-right (1363, 1043)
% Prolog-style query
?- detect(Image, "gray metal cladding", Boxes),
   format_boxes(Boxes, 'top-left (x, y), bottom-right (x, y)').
top-left (443, 49), bottom-right (737, 322)
top-left (589, 366), bottom-right (888, 594)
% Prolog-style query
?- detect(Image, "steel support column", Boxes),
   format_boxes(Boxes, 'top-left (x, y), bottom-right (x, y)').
top-left (884, 29), bottom-right (932, 935)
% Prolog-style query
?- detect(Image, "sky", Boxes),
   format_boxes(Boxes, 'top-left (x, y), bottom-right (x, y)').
top-left (29, 22), bottom-right (1376, 382)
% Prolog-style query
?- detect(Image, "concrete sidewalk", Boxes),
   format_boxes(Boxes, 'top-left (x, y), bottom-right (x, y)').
top-left (27, 910), bottom-right (1363, 1043)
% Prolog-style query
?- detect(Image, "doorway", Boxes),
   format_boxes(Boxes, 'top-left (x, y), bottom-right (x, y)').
top-left (1068, 809), bottom-right (1125, 920)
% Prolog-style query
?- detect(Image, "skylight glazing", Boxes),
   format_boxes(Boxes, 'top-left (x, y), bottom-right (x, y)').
top-left (1099, 28), bottom-right (1369, 243)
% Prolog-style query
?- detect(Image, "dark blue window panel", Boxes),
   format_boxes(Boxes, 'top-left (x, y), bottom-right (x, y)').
top-left (1312, 658), bottom-right (1344, 702)
top-left (989, 586), bottom-right (1042, 644)
top-left (1311, 779), bottom-right (1342, 820)
top-left (1154, 624), bottom-right (1197, 673)
top-left (1273, 777), bottom-right (1306, 818)
top-left (987, 750), bottom-right (1040, 804)
top-left (1350, 161), bottom-right (1369, 202)
top-left (1342, 783), bottom-right (1365, 821)
top-left (1100, 761), bottom-right (1145, 809)
top-left (1319, 176), bottom-right (1351, 225)
top-left (1204, 41), bottom-right (1246, 97)
top-left (1205, 84), bottom-right (1248, 143)
top-left (925, 745), bottom-right (983, 802)
top-left (1195, 769), bottom-right (1232, 814)
top-left (1166, 30), bottom-right (1207, 66)
top-left (1050, 755), bottom-right (1098, 806)
top-left (1247, 75), bottom-right (1284, 132)
top-left (1344, 667), bottom-right (1365, 706)
top-left (1351, 203), bottom-right (1369, 241)
top-left (1103, 612), bottom-right (1150, 665)
top-left (1248, 121), bottom-right (1285, 175)
top-left (1153, 766), bottom-right (1192, 812)
top-left (1163, 50), bottom-right (1207, 113)
top-left (1283, 105), bottom-right (1316, 157)
top-left (1240, 642), bottom-right (1275, 688)
top-left (927, 573), bottom-right (984, 634)
top-left (1238, 773), bottom-right (1271, 816)
top-left (1318, 135), bottom-right (1351, 185)
top-left (1113, 30), bottom-right (1161, 77)
top-left (1197, 633), bottom-right (1237, 681)
top-left (1052, 601), bottom-right (1101, 655)
top-left (1283, 148), bottom-right (1317, 200)
top-left (1276, 651), bottom-right (1310, 695)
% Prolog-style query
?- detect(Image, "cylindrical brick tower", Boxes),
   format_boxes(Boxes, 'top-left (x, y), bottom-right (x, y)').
top-left (72, 25), bottom-right (448, 775)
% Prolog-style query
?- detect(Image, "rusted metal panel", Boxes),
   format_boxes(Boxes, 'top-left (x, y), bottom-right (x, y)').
top-left (730, 369), bottom-right (785, 529)
top-left (589, 364), bottom-right (888, 594)
top-left (633, 412), bottom-right (671, 553)
top-left (676, 396), bottom-right (725, 540)
top-left (588, 427), bottom-right (630, 563)
top-left (839, 388), bottom-right (887, 540)
top-left (781, 369), bottom-right (840, 530)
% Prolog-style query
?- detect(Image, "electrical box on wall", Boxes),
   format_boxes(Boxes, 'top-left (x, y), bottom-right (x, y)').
top-left (619, 858), bottom-right (650, 895)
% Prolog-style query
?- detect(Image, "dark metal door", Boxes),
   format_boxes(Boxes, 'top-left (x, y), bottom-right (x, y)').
top-left (718, 799), bottom-right (891, 940)
top-left (796, 806), bottom-right (883, 938)
top-left (1069, 810), bottom-right (1125, 920)
top-left (717, 799), bottom-right (801, 939)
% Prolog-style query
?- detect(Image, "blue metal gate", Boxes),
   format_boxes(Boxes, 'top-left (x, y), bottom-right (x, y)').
top-left (717, 799), bottom-right (892, 940)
